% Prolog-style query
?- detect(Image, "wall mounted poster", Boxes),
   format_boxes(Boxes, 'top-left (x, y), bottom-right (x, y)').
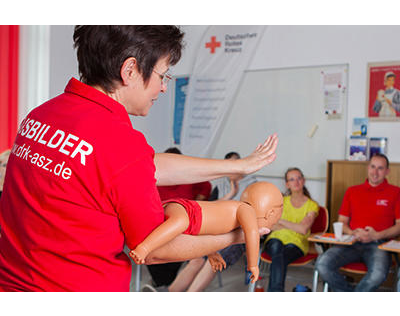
top-left (366, 61), bottom-right (400, 121)
top-left (320, 66), bottom-right (347, 116)
top-left (172, 76), bottom-right (189, 144)
top-left (180, 25), bottom-right (266, 157)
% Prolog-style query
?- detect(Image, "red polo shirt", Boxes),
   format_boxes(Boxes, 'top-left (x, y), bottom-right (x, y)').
top-left (0, 78), bottom-right (164, 291)
top-left (339, 179), bottom-right (400, 231)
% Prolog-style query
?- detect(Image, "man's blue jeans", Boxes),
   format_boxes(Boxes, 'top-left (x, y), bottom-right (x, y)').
top-left (315, 241), bottom-right (391, 291)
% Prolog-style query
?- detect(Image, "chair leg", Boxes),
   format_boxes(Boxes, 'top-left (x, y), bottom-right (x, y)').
top-left (312, 269), bottom-right (319, 292)
top-left (217, 271), bottom-right (223, 288)
top-left (135, 264), bottom-right (141, 292)
top-left (312, 268), bottom-right (329, 292)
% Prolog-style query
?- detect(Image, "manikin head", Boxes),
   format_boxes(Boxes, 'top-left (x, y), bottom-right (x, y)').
top-left (240, 181), bottom-right (283, 229)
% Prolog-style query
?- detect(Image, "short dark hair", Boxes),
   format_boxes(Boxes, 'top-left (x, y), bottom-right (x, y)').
top-left (370, 153), bottom-right (389, 168)
top-left (224, 152), bottom-right (240, 160)
top-left (73, 25), bottom-right (185, 93)
top-left (164, 147), bottom-right (181, 154)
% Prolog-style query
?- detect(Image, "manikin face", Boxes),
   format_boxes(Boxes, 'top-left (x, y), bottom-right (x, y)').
top-left (240, 182), bottom-right (283, 229)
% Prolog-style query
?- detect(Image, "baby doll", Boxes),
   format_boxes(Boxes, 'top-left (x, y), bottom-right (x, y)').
top-left (129, 181), bottom-right (283, 283)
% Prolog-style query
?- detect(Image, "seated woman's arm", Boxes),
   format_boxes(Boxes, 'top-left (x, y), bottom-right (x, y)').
top-left (277, 212), bottom-right (317, 235)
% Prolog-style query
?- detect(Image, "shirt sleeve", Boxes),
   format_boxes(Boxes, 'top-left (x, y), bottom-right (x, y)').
top-left (306, 200), bottom-right (319, 215)
top-left (104, 128), bottom-right (165, 250)
top-left (109, 154), bottom-right (164, 250)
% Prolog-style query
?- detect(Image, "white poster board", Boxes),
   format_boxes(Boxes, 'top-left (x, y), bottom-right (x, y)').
top-left (210, 64), bottom-right (348, 179)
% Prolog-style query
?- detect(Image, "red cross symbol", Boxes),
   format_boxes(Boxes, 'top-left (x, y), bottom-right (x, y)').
top-left (205, 36), bottom-right (221, 54)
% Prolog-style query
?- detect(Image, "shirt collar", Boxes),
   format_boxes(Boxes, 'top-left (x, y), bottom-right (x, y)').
top-left (363, 178), bottom-right (388, 191)
top-left (64, 77), bottom-right (131, 124)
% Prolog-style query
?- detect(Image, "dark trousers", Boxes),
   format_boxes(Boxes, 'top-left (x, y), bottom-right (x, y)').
top-left (265, 238), bottom-right (304, 291)
top-left (146, 262), bottom-right (183, 287)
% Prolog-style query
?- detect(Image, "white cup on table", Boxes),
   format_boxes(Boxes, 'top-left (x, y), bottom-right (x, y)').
top-left (333, 222), bottom-right (343, 240)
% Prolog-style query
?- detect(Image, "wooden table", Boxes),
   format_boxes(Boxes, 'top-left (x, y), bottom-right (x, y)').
top-left (378, 240), bottom-right (400, 254)
top-left (308, 233), bottom-right (356, 247)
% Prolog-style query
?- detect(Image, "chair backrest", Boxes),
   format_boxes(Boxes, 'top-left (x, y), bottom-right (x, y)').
top-left (310, 206), bottom-right (329, 234)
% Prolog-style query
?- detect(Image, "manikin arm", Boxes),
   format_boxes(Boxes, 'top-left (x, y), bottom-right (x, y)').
top-left (236, 203), bottom-right (260, 283)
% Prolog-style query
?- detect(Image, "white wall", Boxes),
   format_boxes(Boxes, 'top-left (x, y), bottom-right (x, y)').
top-left (18, 25), bottom-right (51, 122)
top-left (49, 25), bottom-right (78, 99)
top-left (44, 25), bottom-right (400, 205)
top-left (168, 25), bottom-right (400, 205)
top-left (247, 26), bottom-right (400, 163)
top-left (173, 26), bottom-right (400, 160)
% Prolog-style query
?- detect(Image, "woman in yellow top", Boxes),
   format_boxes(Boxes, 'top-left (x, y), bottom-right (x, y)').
top-left (264, 167), bottom-right (318, 291)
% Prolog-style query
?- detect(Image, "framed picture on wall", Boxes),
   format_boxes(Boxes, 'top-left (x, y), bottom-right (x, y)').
top-left (366, 61), bottom-right (400, 121)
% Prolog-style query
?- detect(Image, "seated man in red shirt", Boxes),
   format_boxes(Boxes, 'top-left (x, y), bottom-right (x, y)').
top-left (316, 153), bottom-right (400, 291)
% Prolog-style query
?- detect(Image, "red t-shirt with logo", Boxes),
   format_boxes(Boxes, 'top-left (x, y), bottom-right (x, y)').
top-left (0, 78), bottom-right (164, 291)
top-left (339, 179), bottom-right (400, 231)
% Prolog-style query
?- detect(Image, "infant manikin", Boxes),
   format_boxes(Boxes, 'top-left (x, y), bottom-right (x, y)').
top-left (129, 181), bottom-right (283, 283)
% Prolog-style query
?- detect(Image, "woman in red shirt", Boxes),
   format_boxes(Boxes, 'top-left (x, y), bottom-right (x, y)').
top-left (0, 26), bottom-right (278, 291)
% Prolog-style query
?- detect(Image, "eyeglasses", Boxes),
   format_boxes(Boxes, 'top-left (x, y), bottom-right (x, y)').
top-left (153, 69), bottom-right (172, 86)
top-left (287, 176), bottom-right (303, 182)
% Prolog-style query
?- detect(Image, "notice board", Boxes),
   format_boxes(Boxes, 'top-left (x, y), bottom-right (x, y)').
top-left (210, 64), bottom-right (349, 179)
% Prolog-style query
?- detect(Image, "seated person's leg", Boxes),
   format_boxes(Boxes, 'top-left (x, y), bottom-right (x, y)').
top-left (265, 238), bottom-right (285, 291)
top-left (146, 262), bottom-right (183, 287)
top-left (168, 258), bottom-right (207, 292)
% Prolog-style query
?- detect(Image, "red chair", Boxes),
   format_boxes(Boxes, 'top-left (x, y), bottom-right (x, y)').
top-left (340, 262), bottom-right (367, 274)
top-left (249, 206), bottom-right (329, 292)
top-left (315, 242), bottom-right (400, 291)
top-left (321, 259), bottom-right (398, 291)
